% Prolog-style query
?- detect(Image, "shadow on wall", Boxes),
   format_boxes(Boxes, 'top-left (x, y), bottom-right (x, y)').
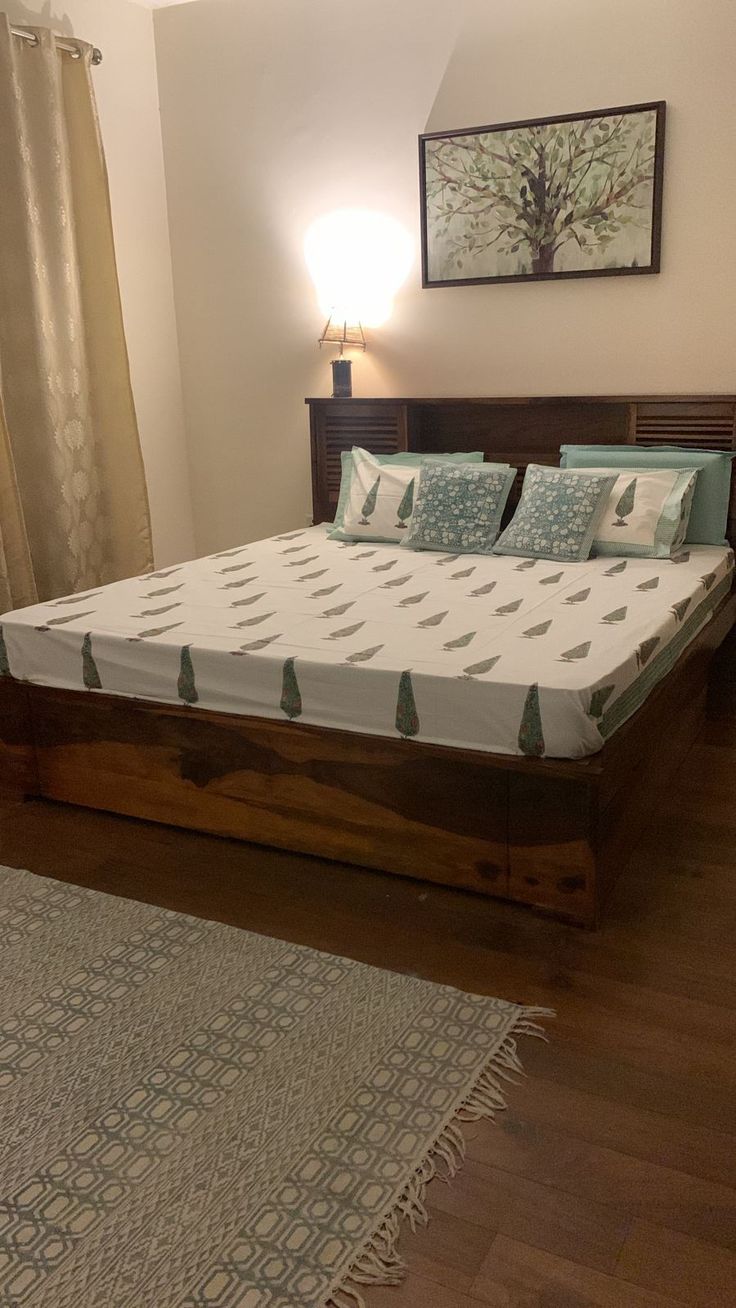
top-left (5, 2), bottom-right (75, 36)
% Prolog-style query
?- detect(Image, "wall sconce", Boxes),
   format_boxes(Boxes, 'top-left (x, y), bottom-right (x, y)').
top-left (304, 208), bottom-right (413, 399)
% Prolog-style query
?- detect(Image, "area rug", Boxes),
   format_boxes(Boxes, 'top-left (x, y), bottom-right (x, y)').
top-left (0, 866), bottom-right (550, 1308)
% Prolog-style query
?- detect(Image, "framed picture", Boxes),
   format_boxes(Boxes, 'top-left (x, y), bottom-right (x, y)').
top-left (419, 101), bottom-right (666, 288)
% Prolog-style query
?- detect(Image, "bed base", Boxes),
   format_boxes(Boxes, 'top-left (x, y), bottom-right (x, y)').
top-left (2, 588), bottom-right (733, 928)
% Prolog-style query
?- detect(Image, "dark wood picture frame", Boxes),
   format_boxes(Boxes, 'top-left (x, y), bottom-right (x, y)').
top-left (419, 101), bottom-right (666, 288)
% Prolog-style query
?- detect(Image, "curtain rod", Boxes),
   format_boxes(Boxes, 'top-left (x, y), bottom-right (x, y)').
top-left (10, 24), bottom-right (103, 65)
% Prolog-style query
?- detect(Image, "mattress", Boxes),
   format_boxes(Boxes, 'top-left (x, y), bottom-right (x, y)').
top-left (1, 527), bottom-right (732, 759)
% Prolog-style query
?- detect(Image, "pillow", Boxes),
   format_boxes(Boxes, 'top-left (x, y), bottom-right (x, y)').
top-left (560, 445), bottom-right (735, 545)
top-left (402, 462), bottom-right (516, 554)
top-left (332, 450), bottom-right (419, 543)
top-left (578, 466), bottom-right (699, 558)
top-left (329, 447), bottom-right (483, 542)
top-left (493, 464), bottom-right (616, 562)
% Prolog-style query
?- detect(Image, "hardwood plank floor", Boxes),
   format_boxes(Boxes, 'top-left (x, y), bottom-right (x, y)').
top-left (1, 635), bottom-right (735, 1306)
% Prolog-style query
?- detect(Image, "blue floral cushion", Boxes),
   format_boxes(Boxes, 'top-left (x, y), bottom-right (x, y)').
top-left (493, 464), bottom-right (617, 562)
top-left (402, 463), bottom-right (516, 554)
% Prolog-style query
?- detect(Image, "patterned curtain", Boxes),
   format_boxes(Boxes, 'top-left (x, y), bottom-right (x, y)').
top-left (0, 16), bottom-right (153, 604)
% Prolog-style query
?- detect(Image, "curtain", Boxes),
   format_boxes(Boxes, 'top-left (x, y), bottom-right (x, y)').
top-left (0, 15), bottom-right (153, 604)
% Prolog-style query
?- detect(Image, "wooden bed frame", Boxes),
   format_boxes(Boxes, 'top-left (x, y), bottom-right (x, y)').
top-left (2, 394), bottom-right (735, 927)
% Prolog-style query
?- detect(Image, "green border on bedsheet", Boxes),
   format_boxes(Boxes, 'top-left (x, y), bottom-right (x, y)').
top-left (598, 570), bottom-right (733, 739)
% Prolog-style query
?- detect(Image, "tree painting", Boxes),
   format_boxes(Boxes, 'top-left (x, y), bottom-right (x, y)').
top-left (396, 670), bottom-right (420, 738)
top-left (395, 478), bottom-right (415, 529)
top-left (359, 476), bottom-right (381, 525)
top-left (280, 656), bottom-right (302, 719)
top-left (81, 633), bottom-right (102, 690)
top-left (422, 103), bottom-right (663, 284)
top-left (613, 478), bottom-right (637, 526)
top-left (518, 684), bottom-right (545, 757)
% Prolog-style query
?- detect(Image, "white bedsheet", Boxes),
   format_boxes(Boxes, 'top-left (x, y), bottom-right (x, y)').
top-left (1, 528), bottom-right (732, 759)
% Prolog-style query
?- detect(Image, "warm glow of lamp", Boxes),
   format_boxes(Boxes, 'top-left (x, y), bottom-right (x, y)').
top-left (304, 209), bottom-right (413, 329)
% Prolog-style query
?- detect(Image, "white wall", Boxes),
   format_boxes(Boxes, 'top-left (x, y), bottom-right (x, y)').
top-left (422, 0), bottom-right (736, 396)
top-left (154, 0), bottom-right (736, 553)
top-left (154, 0), bottom-right (460, 552)
top-left (6, 0), bottom-right (196, 565)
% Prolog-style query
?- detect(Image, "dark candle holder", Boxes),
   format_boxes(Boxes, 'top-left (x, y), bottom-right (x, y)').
top-left (331, 358), bottom-right (352, 398)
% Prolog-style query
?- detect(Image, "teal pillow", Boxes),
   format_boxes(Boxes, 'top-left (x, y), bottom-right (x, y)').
top-left (330, 447), bottom-right (483, 540)
top-left (560, 445), bottom-right (735, 545)
top-left (493, 464), bottom-right (616, 562)
top-left (402, 463), bottom-right (516, 554)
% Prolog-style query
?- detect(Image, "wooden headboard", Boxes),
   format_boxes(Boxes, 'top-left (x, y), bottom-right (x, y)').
top-left (306, 395), bottom-right (736, 543)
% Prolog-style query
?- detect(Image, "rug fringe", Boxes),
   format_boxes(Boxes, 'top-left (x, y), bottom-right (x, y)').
top-left (323, 1004), bottom-right (552, 1308)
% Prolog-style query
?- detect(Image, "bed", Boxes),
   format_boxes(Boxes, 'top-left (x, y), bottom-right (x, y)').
top-left (2, 393), bottom-right (735, 926)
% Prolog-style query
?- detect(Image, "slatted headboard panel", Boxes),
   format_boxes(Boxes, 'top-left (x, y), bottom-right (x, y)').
top-left (307, 395), bottom-right (736, 543)
top-left (633, 401), bottom-right (736, 542)
top-left (632, 400), bottom-right (736, 447)
top-left (309, 401), bottom-right (408, 520)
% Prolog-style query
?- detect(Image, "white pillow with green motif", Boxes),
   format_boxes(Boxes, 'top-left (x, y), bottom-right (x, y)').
top-left (584, 466), bottom-right (699, 557)
top-left (328, 446), bottom-right (484, 542)
top-left (337, 450), bottom-right (420, 543)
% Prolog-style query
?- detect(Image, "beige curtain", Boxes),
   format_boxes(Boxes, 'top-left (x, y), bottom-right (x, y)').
top-left (0, 15), bottom-right (153, 605)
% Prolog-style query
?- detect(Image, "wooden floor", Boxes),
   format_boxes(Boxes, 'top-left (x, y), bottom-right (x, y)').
top-left (1, 637), bottom-right (735, 1307)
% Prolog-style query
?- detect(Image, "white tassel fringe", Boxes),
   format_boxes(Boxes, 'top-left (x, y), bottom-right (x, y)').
top-left (324, 1005), bottom-right (553, 1308)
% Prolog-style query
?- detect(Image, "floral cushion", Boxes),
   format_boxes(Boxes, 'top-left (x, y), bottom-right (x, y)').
top-left (493, 464), bottom-right (617, 562)
top-left (402, 463), bottom-right (515, 554)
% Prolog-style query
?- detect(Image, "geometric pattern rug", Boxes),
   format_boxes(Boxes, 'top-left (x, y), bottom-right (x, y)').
top-left (0, 866), bottom-right (550, 1308)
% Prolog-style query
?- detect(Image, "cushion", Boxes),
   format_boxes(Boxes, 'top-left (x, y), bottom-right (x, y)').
top-left (402, 462), bottom-right (516, 554)
top-left (560, 445), bottom-right (735, 545)
top-left (329, 447), bottom-right (483, 542)
top-left (578, 466), bottom-right (699, 558)
top-left (493, 464), bottom-right (617, 562)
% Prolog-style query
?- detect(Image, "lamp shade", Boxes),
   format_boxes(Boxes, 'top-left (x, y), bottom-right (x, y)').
top-left (304, 209), bottom-right (413, 327)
